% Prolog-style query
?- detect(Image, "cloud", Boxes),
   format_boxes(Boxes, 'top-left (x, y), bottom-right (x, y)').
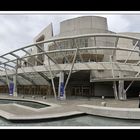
top-left (105, 15), bottom-right (130, 32)
top-left (0, 13), bottom-right (140, 57)
top-left (119, 15), bottom-right (140, 32)
top-left (0, 14), bottom-right (84, 55)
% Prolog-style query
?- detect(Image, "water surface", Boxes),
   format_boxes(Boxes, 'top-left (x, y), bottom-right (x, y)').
top-left (0, 99), bottom-right (48, 109)
top-left (0, 115), bottom-right (140, 126)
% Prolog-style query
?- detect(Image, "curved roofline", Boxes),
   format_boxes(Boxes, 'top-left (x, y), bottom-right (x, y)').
top-left (60, 16), bottom-right (107, 24)
top-left (1, 33), bottom-right (140, 58)
top-left (1, 33), bottom-right (140, 84)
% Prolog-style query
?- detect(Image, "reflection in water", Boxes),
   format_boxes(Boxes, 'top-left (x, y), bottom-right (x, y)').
top-left (1, 115), bottom-right (140, 126)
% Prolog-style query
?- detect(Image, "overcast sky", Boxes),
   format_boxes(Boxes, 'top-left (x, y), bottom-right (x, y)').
top-left (0, 13), bottom-right (140, 55)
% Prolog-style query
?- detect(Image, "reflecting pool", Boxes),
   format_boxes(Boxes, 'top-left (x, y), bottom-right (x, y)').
top-left (0, 99), bottom-right (49, 109)
top-left (0, 115), bottom-right (140, 126)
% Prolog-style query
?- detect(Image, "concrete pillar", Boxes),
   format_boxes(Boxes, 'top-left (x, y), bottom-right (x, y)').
top-left (13, 75), bottom-right (17, 97)
top-left (13, 59), bottom-right (18, 97)
top-left (58, 71), bottom-right (65, 100)
top-left (113, 81), bottom-right (118, 100)
top-left (4, 64), bottom-right (10, 90)
top-left (118, 72), bottom-right (127, 100)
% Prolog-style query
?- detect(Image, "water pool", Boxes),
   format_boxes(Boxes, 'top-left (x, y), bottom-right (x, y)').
top-left (0, 114), bottom-right (140, 126)
top-left (0, 99), bottom-right (49, 109)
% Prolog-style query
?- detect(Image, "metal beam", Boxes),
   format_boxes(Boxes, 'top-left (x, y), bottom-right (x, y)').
top-left (115, 37), bottom-right (119, 48)
top-left (0, 62), bottom-right (15, 69)
top-left (48, 58), bottom-right (57, 99)
top-left (136, 61), bottom-right (140, 65)
top-left (110, 55), bottom-right (118, 100)
top-left (94, 37), bottom-right (96, 46)
top-left (0, 61), bottom-right (140, 76)
top-left (23, 56), bottom-right (51, 83)
top-left (124, 41), bottom-right (139, 64)
top-left (11, 51), bottom-right (47, 85)
top-left (8, 58), bottom-right (37, 85)
top-left (19, 66), bottom-right (37, 85)
top-left (110, 55), bottom-right (115, 78)
top-left (1, 33), bottom-right (140, 67)
top-left (1, 33), bottom-right (140, 56)
top-left (0, 65), bottom-right (7, 70)
top-left (78, 51), bottom-right (84, 62)
top-left (22, 49), bottom-right (43, 65)
top-left (64, 39), bottom-right (79, 97)
top-left (124, 63), bottom-right (140, 93)
top-left (38, 72), bottom-right (50, 81)
top-left (1, 57), bottom-right (28, 87)
top-left (4, 64), bottom-right (10, 90)
top-left (54, 41), bottom-right (70, 63)
top-left (112, 37), bottom-right (119, 58)
top-left (10, 52), bottom-right (20, 59)
top-left (4, 63), bottom-right (15, 69)
top-left (13, 59), bottom-right (18, 97)
top-left (124, 81), bottom-right (133, 94)
top-left (74, 39), bottom-right (84, 64)
top-left (0, 56), bottom-right (16, 64)
top-left (18, 73), bottom-right (37, 85)
top-left (2, 46), bottom-right (140, 67)
top-left (22, 49), bottom-right (51, 82)
top-left (0, 63), bottom-right (21, 85)
top-left (94, 37), bottom-right (98, 62)
top-left (110, 55), bottom-right (115, 86)
top-left (35, 44), bottom-right (62, 72)
top-left (36, 44), bottom-right (57, 64)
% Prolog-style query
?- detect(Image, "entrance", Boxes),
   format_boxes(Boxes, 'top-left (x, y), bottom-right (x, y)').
top-left (72, 87), bottom-right (81, 96)
top-left (72, 86), bottom-right (90, 97)
top-left (82, 87), bottom-right (90, 96)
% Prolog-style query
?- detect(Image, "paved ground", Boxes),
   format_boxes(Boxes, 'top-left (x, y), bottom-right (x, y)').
top-left (0, 94), bottom-right (139, 109)
top-left (0, 94), bottom-right (139, 120)
top-left (34, 96), bottom-right (139, 108)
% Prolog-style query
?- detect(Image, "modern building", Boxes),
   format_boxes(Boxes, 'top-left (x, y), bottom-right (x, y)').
top-left (0, 16), bottom-right (140, 100)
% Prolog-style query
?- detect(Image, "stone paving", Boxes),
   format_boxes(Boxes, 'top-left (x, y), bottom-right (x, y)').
top-left (0, 94), bottom-right (139, 120)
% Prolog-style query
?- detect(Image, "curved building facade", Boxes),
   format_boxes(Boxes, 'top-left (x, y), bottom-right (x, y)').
top-left (0, 16), bottom-right (140, 100)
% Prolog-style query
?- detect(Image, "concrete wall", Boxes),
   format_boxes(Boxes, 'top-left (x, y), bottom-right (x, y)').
top-left (31, 17), bottom-right (140, 66)
top-left (116, 32), bottom-right (140, 62)
top-left (33, 23), bottom-right (53, 42)
top-left (59, 16), bottom-right (109, 36)
top-left (78, 105), bottom-right (140, 120)
top-left (33, 16), bottom-right (116, 65)
top-left (21, 23), bottom-right (54, 67)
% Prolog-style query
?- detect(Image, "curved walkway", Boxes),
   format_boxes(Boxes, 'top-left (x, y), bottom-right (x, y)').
top-left (0, 95), bottom-right (140, 121)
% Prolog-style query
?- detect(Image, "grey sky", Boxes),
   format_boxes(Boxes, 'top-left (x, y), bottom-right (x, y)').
top-left (0, 13), bottom-right (140, 55)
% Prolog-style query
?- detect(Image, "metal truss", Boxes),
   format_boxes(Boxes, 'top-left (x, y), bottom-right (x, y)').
top-left (1, 33), bottom-right (140, 98)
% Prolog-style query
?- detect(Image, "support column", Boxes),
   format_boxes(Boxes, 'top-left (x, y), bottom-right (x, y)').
top-left (4, 65), bottom-right (10, 88)
top-left (118, 73), bottom-right (126, 100)
top-left (48, 58), bottom-right (57, 99)
top-left (58, 71), bottom-right (65, 100)
top-left (113, 82), bottom-right (118, 100)
top-left (64, 39), bottom-right (79, 100)
top-left (4, 64), bottom-right (10, 95)
top-left (13, 75), bottom-right (17, 97)
top-left (13, 59), bottom-right (18, 97)
top-left (110, 55), bottom-right (118, 100)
